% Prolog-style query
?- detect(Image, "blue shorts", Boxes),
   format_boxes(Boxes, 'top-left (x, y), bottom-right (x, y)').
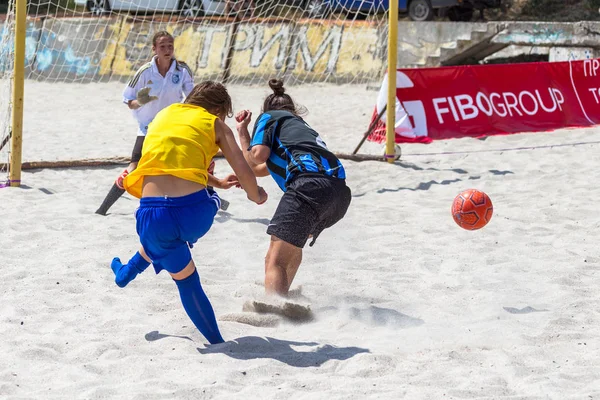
top-left (135, 189), bottom-right (220, 275)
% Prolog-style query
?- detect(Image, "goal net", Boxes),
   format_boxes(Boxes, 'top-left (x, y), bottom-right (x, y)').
top-left (0, 0), bottom-right (390, 181)
top-left (0, 1), bottom-right (16, 187)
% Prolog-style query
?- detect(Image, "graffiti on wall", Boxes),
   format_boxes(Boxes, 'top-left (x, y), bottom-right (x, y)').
top-left (0, 19), bottom-right (111, 79)
top-left (1, 17), bottom-right (385, 82)
top-left (110, 21), bottom-right (231, 78)
top-left (116, 20), bottom-right (384, 82)
top-left (35, 32), bottom-right (96, 77)
top-left (0, 21), bottom-right (40, 73)
top-left (196, 24), bottom-right (231, 69)
top-left (226, 22), bottom-right (376, 80)
top-left (289, 24), bottom-right (343, 73)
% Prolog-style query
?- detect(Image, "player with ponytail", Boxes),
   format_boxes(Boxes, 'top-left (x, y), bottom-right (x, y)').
top-left (236, 79), bottom-right (351, 297)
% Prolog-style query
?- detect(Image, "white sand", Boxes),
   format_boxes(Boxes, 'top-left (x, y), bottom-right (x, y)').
top-left (1, 82), bottom-right (600, 398)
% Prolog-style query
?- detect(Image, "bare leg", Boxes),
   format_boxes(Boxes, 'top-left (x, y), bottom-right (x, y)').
top-left (139, 246), bottom-right (151, 262)
top-left (286, 248), bottom-right (302, 288)
top-left (242, 239), bottom-right (311, 320)
top-left (169, 259), bottom-right (196, 280)
top-left (264, 236), bottom-right (302, 296)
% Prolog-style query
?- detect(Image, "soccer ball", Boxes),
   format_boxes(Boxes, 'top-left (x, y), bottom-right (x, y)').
top-left (451, 189), bottom-right (493, 230)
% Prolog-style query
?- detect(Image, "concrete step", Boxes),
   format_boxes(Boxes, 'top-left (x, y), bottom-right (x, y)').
top-left (397, 22), bottom-right (511, 69)
top-left (436, 23), bottom-right (507, 66)
top-left (443, 38), bottom-right (508, 66)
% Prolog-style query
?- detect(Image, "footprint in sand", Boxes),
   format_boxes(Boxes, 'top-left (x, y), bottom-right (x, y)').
top-left (219, 312), bottom-right (282, 327)
top-left (231, 282), bottom-right (313, 324)
top-left (242, 299), bottom-right (314, 322)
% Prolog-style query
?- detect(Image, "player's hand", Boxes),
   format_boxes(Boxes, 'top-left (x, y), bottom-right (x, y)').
top-left (247, 186), bottom-right (267, 204)
top-left (207, 160), bottom-right (216, 175)
top-left (137, 87), bottom-right (158, 105)
top-left (254, 186), bottom-right (268, 205)
top-left (235, 110), bottom-right (252, 130)
top-left (218, 174), bottom-right (239, 190)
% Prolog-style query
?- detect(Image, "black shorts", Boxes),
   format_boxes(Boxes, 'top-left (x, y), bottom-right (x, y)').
top-left (131, 136), bottom-right (145, 163)
top-left (267, 174), bottom-right (351, 248)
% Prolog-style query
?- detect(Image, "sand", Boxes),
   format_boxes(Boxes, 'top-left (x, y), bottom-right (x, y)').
top-left (1, 81), bottom-right (599, 399)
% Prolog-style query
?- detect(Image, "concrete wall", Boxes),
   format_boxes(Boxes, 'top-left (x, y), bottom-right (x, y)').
top-left (491, 22), bottom-right (600, 62)
top-left (492, 21), bottom-right (600, 48)
top-left (108, 18), bottom-right (387, 84)
top-left (1, 18), bottom-right (600, 83)
top-left (2, 18), bottom-right (477, 83)
top-left (0, 16), bottom-right (387, 84)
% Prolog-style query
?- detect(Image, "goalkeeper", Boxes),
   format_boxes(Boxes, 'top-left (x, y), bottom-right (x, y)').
top-left (96, 31), bottom-right (240, 215)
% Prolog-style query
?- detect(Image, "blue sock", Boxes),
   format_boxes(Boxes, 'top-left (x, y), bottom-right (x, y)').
top-left (111, 252), bottom-right (150, 288)
top-left (174, 269), bottom-right (224, 344)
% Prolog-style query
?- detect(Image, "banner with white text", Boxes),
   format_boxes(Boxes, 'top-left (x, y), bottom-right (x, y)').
top-left (368, 60), bottom-right (600, 144)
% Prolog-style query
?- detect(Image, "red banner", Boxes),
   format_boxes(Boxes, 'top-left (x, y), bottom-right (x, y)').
top-left (368, 60), bottom-right (600, 144)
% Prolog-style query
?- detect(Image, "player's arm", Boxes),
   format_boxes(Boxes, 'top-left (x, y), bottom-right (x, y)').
top-left (123, 85), bottom-right (141, 110)
top-left (207, 173), bottom-right (220, 188)
top-left (235, 110), bottom-right (270, 177)
top-left (123, 67), bottom-right (145, 109)
top-left (127, 100), bottom-right (141, 110)
top-left (207, 173), bottom-right (239, 190)
top-left (181, 63), bottom-right (194, 98)
top-left (215, 119), bottom-right (267, 204)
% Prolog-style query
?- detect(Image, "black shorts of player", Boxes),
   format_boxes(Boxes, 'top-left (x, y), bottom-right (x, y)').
top-left (131, 136), bottom-right (145, 163)
top-left (267, 174), bottom-right (351, 248)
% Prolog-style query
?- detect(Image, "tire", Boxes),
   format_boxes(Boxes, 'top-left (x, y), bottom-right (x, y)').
top-left (447, 6), bottom-right (474, 21)
top-left (86, 0), bottom-right (110, 15)
top-left (408, 0), bottom-right (434, 21)
top-left (179, 0), bottom-right (205, 17)
top-left (436, 6), bottom-right (449, 17)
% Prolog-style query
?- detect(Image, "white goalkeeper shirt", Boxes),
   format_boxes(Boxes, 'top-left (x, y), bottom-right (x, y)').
top-left (123, 56), bottom-right (194, 136)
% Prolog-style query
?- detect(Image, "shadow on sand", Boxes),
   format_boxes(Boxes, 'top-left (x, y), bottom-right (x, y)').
top-left (197, 336), bottom-right (370, 368)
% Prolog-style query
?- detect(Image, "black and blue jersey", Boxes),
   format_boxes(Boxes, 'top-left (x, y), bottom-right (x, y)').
top-left (249, 110), bottom-right (346, 192)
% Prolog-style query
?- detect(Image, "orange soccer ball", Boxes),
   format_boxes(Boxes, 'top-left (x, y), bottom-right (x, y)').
top-left (451, 189), bottom-right (493, 230)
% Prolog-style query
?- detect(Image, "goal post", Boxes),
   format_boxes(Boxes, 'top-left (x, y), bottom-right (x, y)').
top-left (385, 0), bottom-right (398, 163)
top-left (0, 0), bottom-right (15, 188)
top-left (9, 0), bottom-right (25, 187)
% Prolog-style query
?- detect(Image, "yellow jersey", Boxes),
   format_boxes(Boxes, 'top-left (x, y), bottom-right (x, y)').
top-left (123, 103), bottom-right (220, 199)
